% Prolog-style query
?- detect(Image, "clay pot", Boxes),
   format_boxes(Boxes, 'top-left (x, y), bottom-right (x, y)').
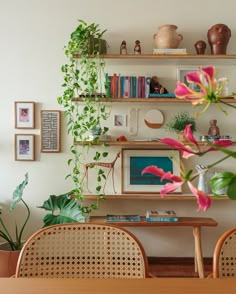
top-left (0, 248), bottom-right (20, 277)
top-left (154, 24), bottom-right (183, 49)
top-left (207, 24), bottom-right (231, 55)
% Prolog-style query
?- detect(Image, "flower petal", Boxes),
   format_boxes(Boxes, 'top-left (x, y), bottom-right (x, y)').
top-left (160, 182), bottom-right (183, 197)
top-left (187, 182), bottom-right (212, 211)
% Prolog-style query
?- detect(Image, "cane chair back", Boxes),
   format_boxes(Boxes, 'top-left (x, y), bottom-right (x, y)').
top-left (15, 223), bottom-right (149, 278)
top-left (212, 227), bottom-right (236, 278)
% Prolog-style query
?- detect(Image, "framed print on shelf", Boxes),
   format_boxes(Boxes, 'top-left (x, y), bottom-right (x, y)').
top-left (176, 66), bottom-right (201, 92)
top-left (15, 101), bottom-right (35, 129)
top-left (121, 148), bottom-right (181, 194)
top-left (40, 110), bottom-right (61, 153)
top-left (15, 134), bottom-right (35, 161)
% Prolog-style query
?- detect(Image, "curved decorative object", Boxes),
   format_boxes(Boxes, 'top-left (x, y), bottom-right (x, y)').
top-left (144, 109), bottom-right (164, 128)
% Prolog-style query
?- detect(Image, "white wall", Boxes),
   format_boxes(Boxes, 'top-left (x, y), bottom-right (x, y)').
top-left (1, 0), bottom-right (236, 257)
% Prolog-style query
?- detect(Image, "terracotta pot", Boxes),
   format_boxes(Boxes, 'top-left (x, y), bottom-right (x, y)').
top-left (0, 246), bottom-right (21, 277)
top-left (154, 24), bottom-right (183, 49)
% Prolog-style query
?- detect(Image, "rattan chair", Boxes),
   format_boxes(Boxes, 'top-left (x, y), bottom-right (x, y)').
top-left (212, 227), bottom-right (236, 278)
top-left (15, 223), bottom-right (150, 278)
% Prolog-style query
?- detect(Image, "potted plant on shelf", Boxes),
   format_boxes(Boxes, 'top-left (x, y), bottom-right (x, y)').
top-left (165, 111), bottom-right (196, 141)
top-left (57, 19), bottom-right (111, 216)
top-left (0, 173), bottom-right (29, 277)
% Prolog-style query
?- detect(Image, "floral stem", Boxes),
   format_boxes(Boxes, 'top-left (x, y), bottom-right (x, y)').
top-left (220, 100), bottom-right (236, 109)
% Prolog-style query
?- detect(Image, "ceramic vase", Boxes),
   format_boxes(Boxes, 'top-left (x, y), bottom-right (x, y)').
top-left (153, 24), bottom-right (183, 49)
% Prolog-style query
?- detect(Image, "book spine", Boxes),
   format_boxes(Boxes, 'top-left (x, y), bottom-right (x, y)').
top-left (146, 217), bottom-right (179, 222)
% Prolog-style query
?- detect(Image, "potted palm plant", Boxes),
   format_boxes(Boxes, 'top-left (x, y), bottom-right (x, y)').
top-left (0, 173), bottom-right (30, 277)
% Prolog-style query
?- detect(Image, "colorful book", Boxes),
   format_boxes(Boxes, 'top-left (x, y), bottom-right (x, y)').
top-left (146, 216), bottom-right (179, 222)
top-left (106, 214), bottom-right (141, 222)
top-left (146, 210), bottom-right (176, 218)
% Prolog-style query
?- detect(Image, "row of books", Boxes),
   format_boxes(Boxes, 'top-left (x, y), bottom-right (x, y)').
top-left (106, 210), bottom-right (178, 223)
top-left (106, 74), bottom-right (150, 98)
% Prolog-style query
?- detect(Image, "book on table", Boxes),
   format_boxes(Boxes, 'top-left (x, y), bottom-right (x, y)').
top-left (106, 214), bottom-right (141, 222)
top-left (146, 210), bottom-right (179, 222)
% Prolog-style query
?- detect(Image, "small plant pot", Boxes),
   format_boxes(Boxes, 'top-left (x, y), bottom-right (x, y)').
top-left (0, 244), bottom-right (21, 277)
top-left (178, 130), bottom-right (187, 142)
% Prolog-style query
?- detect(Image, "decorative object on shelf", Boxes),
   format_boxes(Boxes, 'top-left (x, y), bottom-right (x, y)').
top-left (113, 114), bottom-right (127, 127)
top-left (195, 165), bottom-right (209, 193)
top-left (15, 134), bottom-right (35, 161)
top-left (134, 40), bottom-right (141, 54)
top-left (165, 111), bottom-right (196, 141)
top-left (144, 109), bottom-right (164, 129)
top-left (176, 67), bottom-right (202, 92)
top-left (14, 101), bottom-right (35, 129)
top-left (40, 110), bottom-right (61, 153)
top-left (117, 135), bottom-right (127, 142)
top-left (208, 119), bottom-right (220, 136)
top-left (207, 23), bottom-right (231, 55)
top-left (153, 24), bottom-right (183, 49)
top-left (218, 77), bottom-right (229, 96)
top-left (199, 135), bottom-right (232, 142)
top-left (120, 40), bottom-right (127, 54)
top-left (194, 40), bottom-right (206, 55)
top-left (121, 149), bottom-right (181, 194)
top-left (82, 151), bottom-right (121, 194)
top-left (149, 76), bottom-right (168, 94)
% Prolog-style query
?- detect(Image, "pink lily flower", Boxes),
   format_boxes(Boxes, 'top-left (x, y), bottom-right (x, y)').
top-left (141, 165), bottom-right (212, 211)
top-left (174, 66), bottom-right (229, 115)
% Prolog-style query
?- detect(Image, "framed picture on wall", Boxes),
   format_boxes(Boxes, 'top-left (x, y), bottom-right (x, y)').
top-left (15, 101), bottom-right (35, 129)
top-left (40, 110), bottom-right (61, 153)
top-left (15, 134), bottom-right (35, 161)
top-left (176, 67), bottom-right (202, 92)
top-left (121, 148), bottom-right (181, 194)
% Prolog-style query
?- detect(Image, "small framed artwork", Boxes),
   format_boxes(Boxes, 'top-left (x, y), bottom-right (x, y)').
top-left (176, 67), bottom-right (201, 92)
top-left (113, 114), bottom-right (127, 127)
top-left (15, 101), bottom-right (35, 129)
top-left (121, 148), bottom-right (181, 194)
top-left (40, 110), bottom-right (61, 153)
top-left (15, 134), bottom-right (35, 161)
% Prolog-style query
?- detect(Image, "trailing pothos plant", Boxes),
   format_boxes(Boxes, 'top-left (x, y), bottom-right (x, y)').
top-left (57, 19), bottom-right (111, 216)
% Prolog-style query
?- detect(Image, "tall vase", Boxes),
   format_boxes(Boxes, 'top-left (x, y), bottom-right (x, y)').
top-left (153, 24), bottom-right (183, 49)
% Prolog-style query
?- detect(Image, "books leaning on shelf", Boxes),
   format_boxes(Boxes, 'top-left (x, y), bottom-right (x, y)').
top-left (146, 210), bottom-right (179, 222)
top-left (106, 214), bottom-right (141, 222)
top-left (153, 48), bottom-right (187, 55)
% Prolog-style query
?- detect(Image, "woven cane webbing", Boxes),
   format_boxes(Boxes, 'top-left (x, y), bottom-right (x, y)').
top-left (213, 227), bottom-right (236, 278)
top-left (15, 223), bottom-right (149, 278)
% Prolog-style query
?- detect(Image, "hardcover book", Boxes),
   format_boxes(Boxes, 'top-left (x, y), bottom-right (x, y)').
top-left (106, 214), bottom-right (141, 222)
top-left (146, 216), bottom-right (179, 222)
top-left (146, 210), bottom-right (176, 218)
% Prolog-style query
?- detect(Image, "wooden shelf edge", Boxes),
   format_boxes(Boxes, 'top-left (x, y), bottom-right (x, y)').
top-left (72, 97), bottom-right (236, 103)
top-left (84, 194), bottom-right (228, 200)
top-left (73, 53), bottom-right (236, 60)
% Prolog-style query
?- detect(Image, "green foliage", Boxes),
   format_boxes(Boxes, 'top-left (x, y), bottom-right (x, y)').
top-left (38, 194), bottom-right (85, 227)
top-left (57, 19), bottom-right (110, 215)
top-left (0, 173), bottom-right (30, 250)
top-left (166, 111), bottom-right (196, 134)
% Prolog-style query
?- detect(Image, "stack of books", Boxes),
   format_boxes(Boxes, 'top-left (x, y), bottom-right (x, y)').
top-left (146, 210), bottom-right (179, 222)
top-left (153, 48), bottom-right (187, 55)
top-left (106, 214), bottom-right (141, 222)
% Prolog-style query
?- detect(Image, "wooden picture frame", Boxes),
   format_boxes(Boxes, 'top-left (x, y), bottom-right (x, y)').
top-left (15, 134), bottom-right (35, 161)
top-left (121, 148), bottom-right (181, 194)
top-left (15, 101), bottom-right (35, 129)
top-left (40, 110), bottom-right (61, 153)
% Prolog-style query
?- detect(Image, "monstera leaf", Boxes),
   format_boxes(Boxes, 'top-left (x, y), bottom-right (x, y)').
top-left (38, 193), bottom-right (85, 227)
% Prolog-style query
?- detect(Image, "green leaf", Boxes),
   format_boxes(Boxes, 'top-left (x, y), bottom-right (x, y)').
top-left (10, 173), bottom-right (29, 211)
top-left (38, 193), bottom-right (85, 227)
top-left (227, 178), bottom-right (236, 199)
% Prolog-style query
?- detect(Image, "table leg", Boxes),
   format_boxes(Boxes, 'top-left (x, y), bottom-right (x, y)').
top-left (193, 226), bottom-right (205, 278)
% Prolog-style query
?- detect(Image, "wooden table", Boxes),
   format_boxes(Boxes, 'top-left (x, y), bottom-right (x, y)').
top-left (90, 216), bottom-right (218, 278)
top-left (1, 278), bottom-right (235, 294)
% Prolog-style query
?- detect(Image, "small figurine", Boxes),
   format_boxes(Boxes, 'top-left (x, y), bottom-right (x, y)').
top-left (194, 40), bottom-right (207, 55)
top-left (134, 40), bottom-right (141, 54)
top-left (208, 119), bottom-right (220, 136)
top-left (150, 76), bottom-right (168, 94)
top-left (120, 40), bottom-right (127, 54)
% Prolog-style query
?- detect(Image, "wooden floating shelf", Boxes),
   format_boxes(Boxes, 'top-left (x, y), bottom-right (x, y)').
top-left (73, 54), bottom-right (236, 60)
top-left (84, 194), bottom-right (228, 200)
top-left (72, 97), bottom-right (236, 103)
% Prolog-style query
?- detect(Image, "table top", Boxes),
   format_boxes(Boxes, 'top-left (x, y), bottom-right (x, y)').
top-left (90, 216), bottom-right (218, 227)
top-left (0, 278), bottom-right (235, 294)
